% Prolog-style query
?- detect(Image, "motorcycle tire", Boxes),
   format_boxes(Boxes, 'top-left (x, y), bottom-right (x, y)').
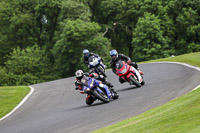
top-left (86, 96), bottom-right (95, 105)
top-left (93, 89), bottom-right (110, 103)
top-left (141, 80), bottom-right (145, 85)
top-left (112, 91), bottom-right (119, 99)
top-left (141, 76), bottom-right (145, 85)
top-left (129, 76), bottom-right (141, 87)
top-left (97, 66), bottom-right (107, 78)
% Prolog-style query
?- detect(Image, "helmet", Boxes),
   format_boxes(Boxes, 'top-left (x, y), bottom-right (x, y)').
top-left (75, 70), bottom-right (84, 80)
top-left (110, 50), bottom-right (118, 61)
top-left (83, 49), bottom-right (90, 58)
top-left (83, 49), bottom-right (89, 54)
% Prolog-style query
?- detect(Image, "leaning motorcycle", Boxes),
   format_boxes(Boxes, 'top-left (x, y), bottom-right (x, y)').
top-left (88, 55), bottom-right (107, 77)
top-left (115, 60), bottom-right (145, 87)
top-left (80, 76), bottom-right (114, 105)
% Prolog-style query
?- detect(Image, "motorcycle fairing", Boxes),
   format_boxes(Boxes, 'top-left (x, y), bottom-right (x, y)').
top-left (129, 66), bottom-right (143, 83)
top-left (81, 77), bottom-right (111, 99)
top-left (88, 56), bottom-right (106, 74)
top-left (116, 60), bottom-right (143, 83)
top-left (95, 81), bottom-right (111, 98)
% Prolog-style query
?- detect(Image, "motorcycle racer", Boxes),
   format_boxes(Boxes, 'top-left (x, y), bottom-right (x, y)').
top-left (88, 68), bottom-right (113, 88)
top-left (74, 70), bottom-right (118, 105)
top-left (83, 49), bottom-right (103, 68)
top-left (83, 49), bottom-right (114, 88)
top-left (110, 50), bottom-right (144, 84)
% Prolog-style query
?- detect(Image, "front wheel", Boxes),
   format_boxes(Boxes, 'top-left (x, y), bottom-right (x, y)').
top-left (100, 70), bottom-right (107, 78)
top-left (97, 66), bottom-right (107, 78)
top-left (141, 76), bottom-right (145, 85)
top-left (93, 89), bottom-right (110, 103)
top-left (129, 76), bottom-right (141, 87)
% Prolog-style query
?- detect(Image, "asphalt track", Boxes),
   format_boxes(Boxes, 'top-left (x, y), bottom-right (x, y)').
top-left (0, 63), bottom-right (200, 133)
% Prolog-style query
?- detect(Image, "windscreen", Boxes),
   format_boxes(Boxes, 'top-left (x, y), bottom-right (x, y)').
top-left (116, 60), bottom-right (128, 74)
top-left (88, 56), bottom-right (99, 66)
top-left (80, 76), bottom-right (89, 87)
top-left (116, 60), bottom-right (124, 70)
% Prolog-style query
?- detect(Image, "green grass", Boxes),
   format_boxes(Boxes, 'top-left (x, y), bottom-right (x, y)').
top-left (0, 86), bottom-right (30, 119)
top-left (92, 52), bottom-right (200, 133)
top-left (140, 52), bottom-right (200, 67)
top-left (93, 88), bottom-right (200, 133)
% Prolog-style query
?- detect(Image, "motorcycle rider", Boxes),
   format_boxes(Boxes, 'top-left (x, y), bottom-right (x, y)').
top-left (82, 49), bottom-right (114, 87)
top-left (83, 49), bottom-right (103, 68)
top-left (74, 70), bottom-right (118, 105)
top-left (110, 49), bottom-right (144, 84)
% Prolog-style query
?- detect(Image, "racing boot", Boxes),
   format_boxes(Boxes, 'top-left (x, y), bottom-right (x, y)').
top-left (99, 75), bottom-right (114, 88)
top-left (137, 68), bottom-right (144, 75)
top-left (130, 62), bottom-right (144, 75)
top-left (105, 80), bottom-right (114, 88)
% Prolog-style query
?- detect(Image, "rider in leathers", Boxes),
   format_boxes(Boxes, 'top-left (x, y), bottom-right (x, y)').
top-left (83, 49), bottom-right (101, 68)
top-left (74, 70), bottom-right (118, 105)
top-left (82, 49), bottom-right (114, 87)
top-left (110, 50), bottom-right (144, 84)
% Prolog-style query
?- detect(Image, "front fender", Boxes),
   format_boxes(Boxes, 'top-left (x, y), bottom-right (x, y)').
top-left (96, 85), bottom-right (111, 99)
top-left (126, 72), bottom-right (135, 79)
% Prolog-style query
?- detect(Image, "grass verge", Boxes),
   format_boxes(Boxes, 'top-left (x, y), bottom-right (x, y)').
top-left (140, 52), bottom-right (200, 67)
top-left (0, 86), bottom-right (30, 119)
top-left (92, 52), bottom-right (200, 133)
top-left (92, 88), bottom-right (200, 133)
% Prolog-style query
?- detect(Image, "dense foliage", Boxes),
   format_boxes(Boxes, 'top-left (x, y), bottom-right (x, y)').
top-left (0, 0), bottom-right (199, 85)
top-left (0, 45), bottom-right (59, 85)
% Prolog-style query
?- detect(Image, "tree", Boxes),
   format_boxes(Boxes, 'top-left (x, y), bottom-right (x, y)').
top-left (53, 19), bottom-right (111, 77)
top-left (1, 0), bottom-right (200, 83)
top-left (0, 45), bottom-right (58, 86)
top-left (133, 13), bottom-right (169, 61)
top-left (84, 0), bottom-right (133, 57)
top-left (0, 0), bottom-right (38, 66)
top-left (175, 7), bottom-right (200, 54)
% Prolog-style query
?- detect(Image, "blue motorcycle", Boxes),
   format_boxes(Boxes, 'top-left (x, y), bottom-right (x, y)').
top-left (80, 75), bottom-right (118, 105)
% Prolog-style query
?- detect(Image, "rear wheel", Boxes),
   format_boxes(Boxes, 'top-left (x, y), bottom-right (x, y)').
top-left (129, 76), bottom-right (141, 87)
top-left (141, 80), bottom-right (145, 85)
top-left (93, 89), bottom-right (110, 103)
top-left (112, 91), bottom-right (119, 99)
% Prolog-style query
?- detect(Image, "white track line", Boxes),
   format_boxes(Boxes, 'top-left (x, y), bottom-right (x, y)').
top-left (0, 86), bottom-right (34, 122)
top-left (144, 62), bottom-right (200, 92)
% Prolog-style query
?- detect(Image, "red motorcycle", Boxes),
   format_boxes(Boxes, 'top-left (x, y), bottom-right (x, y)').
top-left (115, 60), bottom-right (145, 87)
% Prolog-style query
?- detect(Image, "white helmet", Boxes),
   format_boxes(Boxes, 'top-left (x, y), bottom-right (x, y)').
top-left (75, 70), bottom-right (84, 80)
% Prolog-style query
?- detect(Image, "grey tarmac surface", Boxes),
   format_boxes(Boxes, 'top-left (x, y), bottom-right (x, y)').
top-left (0, 63), bottom-right (200, 133)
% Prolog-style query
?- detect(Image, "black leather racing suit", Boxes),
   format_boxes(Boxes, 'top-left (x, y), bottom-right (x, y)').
top-left (83, 53), bottom-right (113, 87)
top-left (83, 52), bottom-right (100, 67)
top-left (110, 54), bottom-right (138, 83)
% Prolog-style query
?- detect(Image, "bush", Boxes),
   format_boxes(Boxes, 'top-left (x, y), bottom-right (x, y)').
top-left (0, 45), bottom-right (59, 86)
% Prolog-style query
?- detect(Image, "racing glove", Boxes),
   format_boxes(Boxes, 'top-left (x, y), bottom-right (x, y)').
top-left (127, 60), bottom-right (131, 64)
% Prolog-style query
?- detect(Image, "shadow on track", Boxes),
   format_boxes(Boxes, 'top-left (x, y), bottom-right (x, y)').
top-left (117, 86), bottom-right (138, 92)
top-left (67, 101), bottom-right (106, 111)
